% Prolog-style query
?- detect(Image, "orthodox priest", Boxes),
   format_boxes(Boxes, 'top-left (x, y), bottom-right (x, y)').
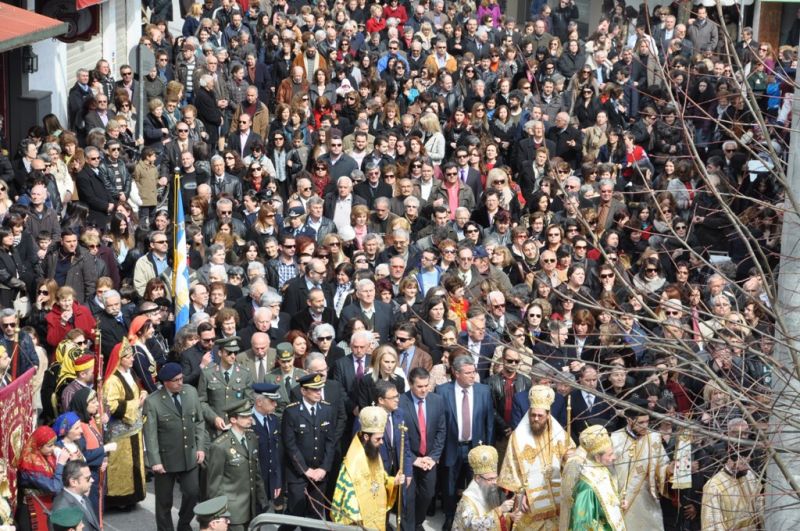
top-left (498, 385), bottom-right (575, 529)
top-left (568, 425), bottom-right (626, 530)
top-left (701, 444), bottom-right (762, 530)
top-left (453, 445), bottom-right (520, 530)
top-left (610, 399), bottom-right (670, 530)
top-left (331, 406), bottom-right (405, 531)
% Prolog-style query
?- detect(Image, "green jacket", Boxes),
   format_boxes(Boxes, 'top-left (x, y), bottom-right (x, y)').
top-left (142, 385), bottom-right (207, 472)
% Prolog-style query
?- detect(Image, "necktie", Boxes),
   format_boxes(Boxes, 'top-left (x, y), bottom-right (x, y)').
top-left (418, 400), bottom-right (427, 456)
top-left (461, 389), bottom-right (471, 441)
top-left (386, 415), bottom-right (394, 447)
top-left (172, 392), bottom-right (182, 414)
top-left (240, 435), bottom-right (248, 450)
top-left (401, 351), bottom-right (409, 374)
top-left (257, 359), bottom-right (265, 382)
top-left (310, 405), bottom-right (316, 418)
top-left (586, 393), bottom-right (594, 412)
top-left (460, 168), bottom-right (466, 183)
top-left (285, 375), bottom-right (291, 394)
top-left (224, 371), bottom-right (230, 384)
top-left (263, 416), bottom-right (269, 432)
top-left (356, 358), bottom-right (364, 380)
top-left (116, 315), bottom-right (124, 325)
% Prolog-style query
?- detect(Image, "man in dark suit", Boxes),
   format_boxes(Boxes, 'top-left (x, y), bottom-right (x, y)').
top-left (511, 120), bottom-right (556, 173)
top-left (67, 68), bottom-right (93, 130)
top-left (226, 112), bottom-right (263, 158)
top-left (281, 258), bottom-right (334, 318)
top-left (435, 356), bottom-right (494, 530)
top-left (235, 332), bottom-right (276, 384)
top-left (96, 290), bottom-right (129, 361)
top-left (207, 155), bottom-right (244, 203)
top-left (75, 146), bottom-right (115, 228)
top-left (338, 279), bottom-right (395, 343)
top-left (393, 321), bottom-right (433, 377)
top-left (453, 146), bottom-right (482, 202)
top-left (400, 367), bottom-right (447, 530)
top-left (251, 383), bottom-right (284, 510)
top-left (546, 112), bottom-right (583, 169)
top-left (281, 373), bottom-right (337, 525)
top-left (322, 176), bottom-right (368, 221)
top-left (194, 74), bottom-right (224, 148)
top-left (51, 460), bottom-right (100, 531)
top-left (181, 322), bottom-right (216, 387)
top-left (160, 121), bottom-right (196, 177)
top-left (569, 364), bottom-right (612, 435)
top-left (233, 278), bottom-right (266, 325)
top-left (289, 287), bottom-right (337, 332)
top-left (457, 312), bottom-right (494, 380)
top-left (330, 330), bottom-right (373, 419)
top-left (354, 161), bottom-right (393, 209)
top-left (82, 94), bottom-right (111, 131)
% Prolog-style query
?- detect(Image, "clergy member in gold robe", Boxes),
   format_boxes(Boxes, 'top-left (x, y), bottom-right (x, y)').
top-left (701, 445), bottom-right (762, 530)
top-left (610, 399), bottom-right (670, 531)
top-left (454, 445), bottom-right (520, 530)
top-left (331, 406), bottom-right (404, 531)
top-left (568, 425), bottom-right (626, 530)
top-left (498, 385), bottom-right (576, 530)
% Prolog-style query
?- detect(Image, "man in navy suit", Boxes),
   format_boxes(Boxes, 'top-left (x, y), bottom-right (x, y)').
top-left (435, 356), bottom-right (494, 531)
top-left (458, 311), bottom-right (494, 380)
top-left (226, 112), bottom-right (263, 158)
top-left (569, 364), bottom-right (613, 435)
top-left (330, 330), bottom-right (373, 420)
top-left (400, 367), bottom-right (447, 531)
top-left (375, 380), bottom-right (415, 530)
top-left (251, 383), bottom-right (284, 511)
top-left (453, 146), bottom-right (482, 202)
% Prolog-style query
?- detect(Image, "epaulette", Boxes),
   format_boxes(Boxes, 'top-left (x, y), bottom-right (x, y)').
top-left (286, 401), bottom-right (300, 408)
top-left (320, 400), bottom-right (330, 405)
top-left (213, 431), bottom-right (231, 444)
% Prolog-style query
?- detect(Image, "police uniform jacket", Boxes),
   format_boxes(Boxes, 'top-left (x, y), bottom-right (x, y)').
top-left (143, 385), bottom-right (207, 473)
top-left (252, 412), bottom-right (283, 499)
top-left (198, 363), bottom-right (255, 426)
top-left (280, 400), bottom-right (336, 482)
top-left (206, 428), bottom-right (268, 525)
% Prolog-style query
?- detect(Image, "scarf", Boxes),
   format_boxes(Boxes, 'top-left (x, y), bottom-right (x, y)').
top-left (54, 412), bottom-right (81, 438)
top-left (18, 427), bottom-right (57, 476)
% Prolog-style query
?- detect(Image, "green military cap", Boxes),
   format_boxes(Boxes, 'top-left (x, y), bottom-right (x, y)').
top-left (276, 342), bottom-right (294, 361)
top-left (194, 495), bottom-right (231, 519)
top-left (215, 336), bottom-right (242, 353)
top-left (50, 506), bottom-right (84, 528)
top-left (298, 372), bottom-right (325, 389)
top-left (224, 399), bottom-right (253, 417)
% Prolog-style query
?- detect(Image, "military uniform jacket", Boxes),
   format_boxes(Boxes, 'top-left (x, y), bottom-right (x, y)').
top-left (264, 367), bottom-right (307, 418)
top-left (198, 363), bottom-right (255, 426)
top-left (206, 429), bottom-right (268, 525)
top-left (252, 412), bottom-right (283, 499)
top-left (143, 385), bottom-right (207, 473)
top-left (280, 400), bottom-right (336, 482)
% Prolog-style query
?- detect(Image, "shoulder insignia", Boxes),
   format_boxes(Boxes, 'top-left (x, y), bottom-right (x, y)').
top-left (320, 400), bottom-right (330, 405)
top-left (213, 432), bottom-right (229, 444)
top-left (286, 402), bottom-right (300, 408)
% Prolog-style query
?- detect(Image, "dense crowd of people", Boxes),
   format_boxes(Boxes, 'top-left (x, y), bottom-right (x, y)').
top-left (0, 0), bottom-right (788, 530)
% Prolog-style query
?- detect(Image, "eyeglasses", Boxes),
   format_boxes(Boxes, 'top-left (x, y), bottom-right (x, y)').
top-left (330, 142), bottom-right (342, 147)
top-left (315, 167), bottom-right (327, 172)
top-left (675, 225), bottom-right (687, 230)
top-left (38, 289), bottom-right (49, 295)
top-left (457, 154), bottom-right (468, 158)
top-left (575, 244), bottom-right (587, 250)
top-left (177, 128), bottom-right (189, 132)
top-left (395, 336), bottom-right (412, 342)
top-left (108, 147), bottom-right (120, 151)
top-left (283, 244), bottom-right (296, 248)
top-left (239, 120), bottom-right (249, 124)
top-left (74, 340), bottom-right (87, 346)
top-left (224, 155), bottom-right (235, 160)
top-left (492, 303), bottom-right (505, 309)
top-left (442, 248), bottom-right (455, 254)
top-left (665, 310), bottom-right (681, 316)
top-left (327, 242), bottom-right (341, 247)
top-left (317, 336), bottom-right (333, 341)
top-left (445, 172), bottom-right (458, 176)
top-left (528, 312), bottom-right (542, 318)
top-left (1, 322), bottom-right (16, 328)
top-left (504, 358), bottom-right (520, 364)
top-left (465, 229), bottom-right (479, 234)
top-left (219, 210), bottom-right (232, 215)
top-left (542, 258), bottom-right (556, 263)
top-left (121, 72), bottom-right (132, 76)
top-left (88, 156), bottom-right (100, 161)
top-left (251, 166), bottom-right (262, 171)
top-left (600, 273), bottom-right (614, 279)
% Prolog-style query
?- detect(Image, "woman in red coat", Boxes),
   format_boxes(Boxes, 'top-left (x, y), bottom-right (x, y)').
top-left (46, 285), bottom-right (97, 348)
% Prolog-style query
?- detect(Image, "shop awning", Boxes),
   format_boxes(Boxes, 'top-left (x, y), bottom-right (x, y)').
top-left (0, 2), bottom-right (68, 54)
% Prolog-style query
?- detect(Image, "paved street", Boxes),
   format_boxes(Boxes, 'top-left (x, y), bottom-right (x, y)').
top-left (105, 481), bottom-right (445, 531)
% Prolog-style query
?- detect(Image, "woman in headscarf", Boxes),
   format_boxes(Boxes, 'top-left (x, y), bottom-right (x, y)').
top-left (48, 336), bottom-right (88, 421)
top-left (129, 316), bottom-right (159, 393)
top-left (102, 338), bottom-right (147, 509)
top-left (17, 426), bottom-right (70, 530)
top-left (54, 410), bottom-right (112, 516)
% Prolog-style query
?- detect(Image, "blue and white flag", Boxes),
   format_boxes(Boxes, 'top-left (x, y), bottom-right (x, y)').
top-left (173, 178), bottom-right (190, 337)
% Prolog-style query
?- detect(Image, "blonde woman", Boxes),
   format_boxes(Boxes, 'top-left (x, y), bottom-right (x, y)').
top-left (419, 113), bottom-right (446, 166)
top-left (355, 342), bottom-right (407, 409)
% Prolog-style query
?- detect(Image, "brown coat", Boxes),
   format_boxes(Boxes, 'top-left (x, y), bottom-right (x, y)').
top-left (132, 159), bottom-right (159, 206)
top-left (291, 54), bottom-right (329, 81)
top-left (229, 101), bottom-right (271, 140)
top-left (276, 78), bottom-right (309, 106)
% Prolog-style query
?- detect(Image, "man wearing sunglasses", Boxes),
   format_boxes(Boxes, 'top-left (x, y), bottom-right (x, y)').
top-left (75, 146), bottom-right (115, 227)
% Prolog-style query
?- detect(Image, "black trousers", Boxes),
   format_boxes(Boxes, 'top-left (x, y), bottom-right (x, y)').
top-left (153, 467), bottom-right (199, 531)
top-left (279, 478), bottom-right (327, 531)
top-left (443, 444), bottom-right (472, 519)
top-left (413, 464), bottom-right (437, 529)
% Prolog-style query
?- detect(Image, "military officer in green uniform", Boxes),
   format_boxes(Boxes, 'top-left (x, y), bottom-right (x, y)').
top-left (143, 363), bottom-right (207, 531)
top-left (264, 343), bottom-right (306, 417)
top-left (206, 399), bottom-right (268, 531)
top-left (281, 373), bottom-right (337, 524)
top-left (50, 506), bottom-right (85, 531)
top-left (198, 336), bottom-right (255, 434)
top-left (194, 495), bottom-right (231, 531)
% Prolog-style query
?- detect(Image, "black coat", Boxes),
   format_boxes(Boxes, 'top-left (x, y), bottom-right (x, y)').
top-left (75, 167), bottom-right (115, 227)
top-left (281, 276), bottom-right (334, 318)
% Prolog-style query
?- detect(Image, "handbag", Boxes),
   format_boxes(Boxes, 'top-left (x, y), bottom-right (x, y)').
top-left (13, 293), bottom-right (29, 319)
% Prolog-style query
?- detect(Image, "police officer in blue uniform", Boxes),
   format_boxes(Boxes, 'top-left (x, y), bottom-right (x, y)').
top-left (251, 383), bottom-right (284, 512)
top-left (280, 373), bottom-right (336, 528)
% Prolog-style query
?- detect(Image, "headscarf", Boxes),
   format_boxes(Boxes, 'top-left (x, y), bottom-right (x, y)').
top-left (53, 412), bottom-right (81, 439)
top-left (54, 339), bottom-right (85, 390)
top-left (69, 387), bottom-right (96, 423)
top-left (18, 426), bottom-right (57, 476)
top-left (104, 337), bottom-right (133, 381)
top-left (127, 316), bottom-right (151, 345)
